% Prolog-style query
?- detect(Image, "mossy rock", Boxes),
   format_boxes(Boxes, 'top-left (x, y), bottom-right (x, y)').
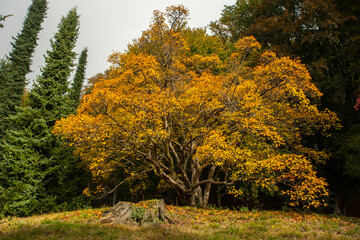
top-left (99, 199), bottom-right (174, 226)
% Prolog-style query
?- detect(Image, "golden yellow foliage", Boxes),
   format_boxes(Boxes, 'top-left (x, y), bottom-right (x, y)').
top-left (53, 6), bottom-right (338, 208)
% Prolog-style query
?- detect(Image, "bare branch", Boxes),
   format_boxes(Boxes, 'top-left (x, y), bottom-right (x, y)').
top-left (98, 167), bottom-right (154, 199)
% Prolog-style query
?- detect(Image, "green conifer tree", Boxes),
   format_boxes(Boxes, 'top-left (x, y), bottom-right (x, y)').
top-left (0, 8), bottom-right (89, 216)
top-left (30, 7), bottom-right (79, 116)
top-left (0, 0), bottom-right (47, 137)
top-left (70, 47), bottom-right (88, 109)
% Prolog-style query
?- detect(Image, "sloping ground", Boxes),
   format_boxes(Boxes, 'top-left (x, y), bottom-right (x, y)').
top-left (100, 199), bottom-right (174, 225)
top-left (0, 204), bottom-right (359, 240)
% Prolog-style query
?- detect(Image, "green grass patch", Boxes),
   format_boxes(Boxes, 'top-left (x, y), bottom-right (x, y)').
top-left (0, 207), bottom-right (359, 240)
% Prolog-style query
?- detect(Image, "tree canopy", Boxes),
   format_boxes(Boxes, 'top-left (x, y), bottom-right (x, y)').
top-left (54, 5), bottom-right (338, 208)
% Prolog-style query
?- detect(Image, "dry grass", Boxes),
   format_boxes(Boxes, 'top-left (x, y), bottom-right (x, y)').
top-left (0, 205), bottom-right (359, 240)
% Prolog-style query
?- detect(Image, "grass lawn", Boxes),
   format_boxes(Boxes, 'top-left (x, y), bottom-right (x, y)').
top-left (0, 205), bottom-right (359, 240)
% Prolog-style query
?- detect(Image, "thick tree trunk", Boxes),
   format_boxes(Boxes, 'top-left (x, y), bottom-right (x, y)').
top-left (190, 186), bottom-right (203, 206)
top-left (202, 165), bottom-right (216, 207)
top-left (154, 139), bottom-right (223, 208)
top-left (334, 195), bottom-right (345, 215)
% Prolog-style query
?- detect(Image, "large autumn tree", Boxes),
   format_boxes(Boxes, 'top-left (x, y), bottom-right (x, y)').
top-left (54, 6), bottom-right (338, 208)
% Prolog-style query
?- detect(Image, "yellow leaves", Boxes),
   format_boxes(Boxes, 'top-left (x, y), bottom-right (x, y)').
top-left (227, 186), bottom-right (244, 197)
top-left (185, 54), bottom-right (224, 73)
top-left (107, 52), bottom-right (161, 86)
top-left (252, 55), bottom-right (322, 103)
top-left (182, 73), bottom-right (224, 114)
top-left (221, 153), bottom-right (330, 208)
top-left (128, 6), bottom-right (190, 72)
top-left (235, 36), bottom-right (261, 54)
top-left (260, 154), bottom-right (330, 208)
top-left (196, 130), bottom-right (234, 167)
top-left (95, 185), bottom-right (104, 194)
top-left (53, 24), bottom-right (338, 208)
top-left (82, 188), bottom-right (91, 196)
top-left (260, 50), bottom-right (277, 63)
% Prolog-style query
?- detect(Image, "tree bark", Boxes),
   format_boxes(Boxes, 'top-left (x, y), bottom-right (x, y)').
top-left (203, 165), bottom-right (217, 207)
top-left (100, 199), bottom-right (174, 226)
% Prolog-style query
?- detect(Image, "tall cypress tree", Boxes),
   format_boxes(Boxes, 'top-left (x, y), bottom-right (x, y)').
top-left (30, 7), bottom-right (79, 117)
top-left (32, 9), bottom-right (89, 207)
top-left (0, 0), bottom-right (47, 137)
top-left (70, 47), bottom-right (88, 110)
top-left (0, 8), bottom-right (89, 216)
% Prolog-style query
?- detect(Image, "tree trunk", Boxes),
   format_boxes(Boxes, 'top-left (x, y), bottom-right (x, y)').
top-left (112, 182), bottom-right (118, 206)
top-left (190, 186), bottom-right (203, 206)
top-left (202, 165), bottom-right (216, 207)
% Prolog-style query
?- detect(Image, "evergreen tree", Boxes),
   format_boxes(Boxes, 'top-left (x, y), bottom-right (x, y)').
top-left (30, 7), bottom-right (79, 117)
top-left (0, 8), bottom-right (89, 216)
top-left (70, 47), bottom-right (88, 109)
top-left (0, 0), bottom-right (47, 137)
top-left (0, 59), bottom-right (12, 128)
top-left (0, 110), bottom-right (48, 216)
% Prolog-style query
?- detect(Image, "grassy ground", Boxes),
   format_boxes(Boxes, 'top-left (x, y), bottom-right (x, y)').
top-left (0, 205), bottom-right (359, 240)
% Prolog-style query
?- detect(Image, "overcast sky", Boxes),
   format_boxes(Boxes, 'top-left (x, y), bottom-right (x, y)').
top-left (0, 0), bottom-right (235, 86)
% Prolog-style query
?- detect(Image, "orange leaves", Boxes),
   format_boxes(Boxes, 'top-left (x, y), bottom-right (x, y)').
top-left (53, 6), bottom-right (338, 208)
top-left (82, 188), bottom-right (91, 196)
top-left (183, 73), bottom-right (223, 111)
top-left (196, 130), bottom-right (236, 167)
top-left (226, 153), bottom-right (330, 208)
top-left (108, 52), bottom-right (160, 82)
top-left (263, 154), bottom-right (329, 208)
top-left (225, 37), bottom-right (339, 146)
top-left (234, 36), bottom-right (261, 56)
top-left (185, 54), bottom-right (224, 73)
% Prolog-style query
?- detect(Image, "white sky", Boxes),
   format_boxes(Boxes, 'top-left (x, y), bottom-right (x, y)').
top-left (0, 0), bottom-right (235, 86)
